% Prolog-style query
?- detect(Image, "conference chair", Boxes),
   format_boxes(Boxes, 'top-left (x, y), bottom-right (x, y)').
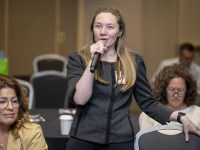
top-left (134, 124), bottom-right (200, 150)
top-left (30, 71), bottom-right (67, 109)
top-left (16, 79), bottom-right (34, 109)
top-left (33, 54), bottom-right (67, 73)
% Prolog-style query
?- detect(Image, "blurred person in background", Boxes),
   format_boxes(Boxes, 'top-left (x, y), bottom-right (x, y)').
top-left (0, 74), bottom-right (47, 150)
top-left (140, 64), bottom-right (200, 132)
top-left (151, 42), bottom-right (200, 95)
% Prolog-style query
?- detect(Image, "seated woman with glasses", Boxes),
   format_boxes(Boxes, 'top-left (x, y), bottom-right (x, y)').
top-left (0, 75), bottom-right (47, 150)
top-left (139, 64), bottom-right (200, 132)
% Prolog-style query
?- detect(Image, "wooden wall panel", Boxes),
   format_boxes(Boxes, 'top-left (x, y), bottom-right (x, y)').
top-left (0, 0), bottom-right (199, 77)
top-left (0, 0), bottom-right (5, 52)
top-left (8, 0), bottom-right (55, 75)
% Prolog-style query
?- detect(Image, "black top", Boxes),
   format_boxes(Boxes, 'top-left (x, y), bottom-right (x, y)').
top-left (65, 52), bottom-right (173, 144)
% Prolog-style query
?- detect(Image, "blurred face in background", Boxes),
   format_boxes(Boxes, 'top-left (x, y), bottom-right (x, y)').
top-left (166, 77), bottom-right (187, 110)
top-left (0, 87), bottom-right (19, 127)
top-left (179, 49), bottom-right (195, 67)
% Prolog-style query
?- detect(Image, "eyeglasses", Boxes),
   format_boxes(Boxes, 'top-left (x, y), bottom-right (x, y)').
top-left (166, 88), bottom-right (186, 97)
top-left (0, 97), bottom-right (20, 109)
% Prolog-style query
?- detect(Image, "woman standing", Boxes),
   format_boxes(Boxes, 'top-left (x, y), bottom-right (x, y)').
top-left (65, 7), bottom-right (200, 150)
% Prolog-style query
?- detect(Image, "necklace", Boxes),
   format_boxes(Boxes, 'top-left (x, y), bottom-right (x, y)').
top-left (0, 133), bottom-right (9, 150)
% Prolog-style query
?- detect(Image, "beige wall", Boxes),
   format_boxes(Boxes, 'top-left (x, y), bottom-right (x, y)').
top-left (77, 0), bottom-right (200, 79)
top-left (178, 0), bottom-right (200, 64)
top-left (8, 0), bottom-right (55, 75)
top-left (0, 0), bottom-right (200, 78)
top-left (77, 0), bottom-right (144, 54)
top-left (142, 0), bottom-right (179, 78)
top-left (0, 0), bottom-right (77, 75)
top-left (78, 0), bottom-right (177, 77)
top-left (60, 0), bottom-right (78, 55)
top-left (0, 0), bottom-right (4, 51)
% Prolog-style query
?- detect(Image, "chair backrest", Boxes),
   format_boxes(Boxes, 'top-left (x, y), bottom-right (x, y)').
top-left (134, 124), bottom-right (200, 150)
top-left (16, 79), bottom-right (34, 109)
top-left (30, 71), bottom-right (67, 109)
top-left (33, 54), bottom-right (67, 73)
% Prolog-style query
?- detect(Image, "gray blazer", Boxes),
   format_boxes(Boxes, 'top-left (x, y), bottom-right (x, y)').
top-left (65, 52), bottom-right (173, 144)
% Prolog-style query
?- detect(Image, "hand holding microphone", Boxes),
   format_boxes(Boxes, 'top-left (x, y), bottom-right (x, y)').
top-left (90, 40), bottom-right (107, 73)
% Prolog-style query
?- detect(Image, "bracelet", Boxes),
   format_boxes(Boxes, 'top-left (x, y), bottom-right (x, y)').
top-left (177, 112), bottom-right (186, 124)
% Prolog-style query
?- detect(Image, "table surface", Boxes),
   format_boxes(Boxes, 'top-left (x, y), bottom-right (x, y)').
top-left (28, 109), bottom-right (140, 150)
top-left (29, 108), bottom-right (140, 136)
top-left (29, 109), bottom-right (69, 150)
top-left (29, 109), bottom-right (69, 138)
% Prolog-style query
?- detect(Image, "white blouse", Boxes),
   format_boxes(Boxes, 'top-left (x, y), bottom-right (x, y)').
top-left (139, 105), bottom-right (200, 134)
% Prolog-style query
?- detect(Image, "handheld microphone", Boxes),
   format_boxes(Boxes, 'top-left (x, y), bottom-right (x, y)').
top-left (90, 52), bottom-right (101, 73)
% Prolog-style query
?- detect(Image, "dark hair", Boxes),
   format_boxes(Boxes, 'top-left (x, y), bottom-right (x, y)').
top-left (0, 74), bottom-right (29, 138)
top-left (153, 64), bottom-right (197, 106)
top-left (179, 42), bottom-right (195, 53)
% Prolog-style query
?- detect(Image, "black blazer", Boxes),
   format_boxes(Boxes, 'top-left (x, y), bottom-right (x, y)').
top-left (65, 52), bottom-right (173, 144)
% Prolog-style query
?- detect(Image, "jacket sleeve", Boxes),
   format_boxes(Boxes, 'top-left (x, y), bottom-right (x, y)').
top-left (18, 123), bottom-right (48, 150)
top-left (27, 125), bottom-right (48, 150)
top-left (64, 52), bottom-right (86, 107)
top-left (133, 54), bottom-right (173, 124)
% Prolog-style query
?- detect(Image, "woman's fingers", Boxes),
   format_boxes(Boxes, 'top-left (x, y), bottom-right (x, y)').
top-left (182, 116), bottom-right (200, 142)
top-left (196, 126), bottom-right (200, 132)
top-left (182, 120), bottom-right (189, 142)
top-left (183, 130), bottom-right (189, 142)
top-left (191, 126), bottom-right (200, 136)
top-left (90, 41), bottom-right (107, 58)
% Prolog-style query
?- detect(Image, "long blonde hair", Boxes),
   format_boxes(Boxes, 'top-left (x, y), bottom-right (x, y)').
top-left (79, 7), bottom-right (136, 92)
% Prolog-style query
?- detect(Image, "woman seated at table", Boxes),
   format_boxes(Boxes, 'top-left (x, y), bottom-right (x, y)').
top-left (139, 64), bottom-right (200, 132)
top-left (0, 74), bottom-right (48, 150)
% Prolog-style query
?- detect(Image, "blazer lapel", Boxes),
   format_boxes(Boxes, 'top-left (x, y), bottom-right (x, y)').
top-left (7, 131), bottom-right (22, 150)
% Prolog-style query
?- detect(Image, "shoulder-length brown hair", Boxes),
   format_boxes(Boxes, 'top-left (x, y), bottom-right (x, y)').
top-left (0, 74), bottom-right (29, 139)
top-left (78, 6), bottom-right (136, 92)
top-left (153, 64), bottom-right (197, 106)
